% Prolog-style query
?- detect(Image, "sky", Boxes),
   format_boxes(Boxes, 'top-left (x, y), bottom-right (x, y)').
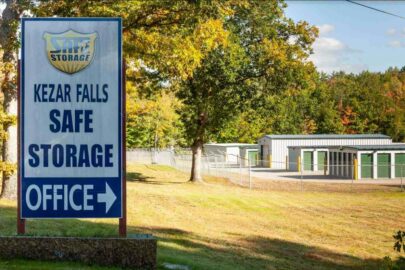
top-left (1, 1), bottom-right (404, 74)
top-left (285, 0), bottom-right (405, 74)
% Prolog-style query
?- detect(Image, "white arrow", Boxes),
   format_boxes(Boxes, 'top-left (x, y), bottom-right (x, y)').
top-left (97, 183), bottom-right (117, 213)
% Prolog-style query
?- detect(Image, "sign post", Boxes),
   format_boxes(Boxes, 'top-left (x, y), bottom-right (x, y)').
top-left (17, 59), bottom-right (25, 235)
top-left (19, 18), bottom-right (125, 233)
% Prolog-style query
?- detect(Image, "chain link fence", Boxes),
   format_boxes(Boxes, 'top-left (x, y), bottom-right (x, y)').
top-left (127, 149), bottom-right (404, 192)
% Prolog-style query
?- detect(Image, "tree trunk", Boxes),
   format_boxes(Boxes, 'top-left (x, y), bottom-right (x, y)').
top-left (189, 111), bottom-right (207, 182)
top-left (190, 140), bottom-right (203, 182)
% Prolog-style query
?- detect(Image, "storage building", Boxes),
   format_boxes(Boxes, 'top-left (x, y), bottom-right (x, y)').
top-left (288, 146), bottom-right (331, 172)
top-left (258, 134), bottom-right (392, 169)
top-left (328, 144), bottom-right (405, 180)
top-left (204, 143), bottom-right (258, 165)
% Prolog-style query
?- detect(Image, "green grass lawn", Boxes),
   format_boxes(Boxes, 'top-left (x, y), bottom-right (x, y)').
top-left (0, 164), bottom-right (404, 269)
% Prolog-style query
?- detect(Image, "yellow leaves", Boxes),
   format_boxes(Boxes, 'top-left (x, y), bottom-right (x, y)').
top-left (126, 83), bottom-right (182, 148)
top-left (0, 111), bottom-right (16, 127)
top-left (193, 19), bottom-right (228, 53)
top-left (217, 0), bottom-right (250, 16)
top-left (0, 62), bottom-right (15, 74)
top-left (262, 38), bottom-right (289, 64)
top-left (168, 19), bottom-right (228, 79)
top-left (126, 15), bottom-right (228, 80)
top-left (0, 55), bottom-right (17, 144)
top-left (0, 161), bottom-right (16, 177)
top-left (262, 37), bottom-right (309, 66)
top-left (303, 118), bottom-right (317, 134)
top-left (0, 111), bottom-right (17, 143)
top-left (0, 88), bottom-right (16, 175)
top-left (128, 19), bottom-right (228, 80)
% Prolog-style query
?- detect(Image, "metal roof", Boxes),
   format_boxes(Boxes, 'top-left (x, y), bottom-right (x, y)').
top-left (332, 144), bottom-right (405, 151)
top-left (263, 134), bottom-right (390, 140)
top-left (287, 145), bottom-right (337, 149)
top-left (204, 143), bottom-right (258, 148)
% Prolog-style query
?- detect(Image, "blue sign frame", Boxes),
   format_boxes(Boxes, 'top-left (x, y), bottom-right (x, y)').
top-left (20, 18), bottom-right (123, 218)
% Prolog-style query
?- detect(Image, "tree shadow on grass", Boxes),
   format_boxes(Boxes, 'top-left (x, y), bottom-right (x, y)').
top-left (149, 227), bottom-right (398, 270)
top-left (0, 204), bottom-right (402, 270)
top-left (127, 171), bottom-right (186, 185)
top-left (126, 172), bottom-right (152, 182)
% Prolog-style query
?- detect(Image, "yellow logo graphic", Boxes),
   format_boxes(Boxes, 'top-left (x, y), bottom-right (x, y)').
top-left (44, 30), bottom-right (97, 74)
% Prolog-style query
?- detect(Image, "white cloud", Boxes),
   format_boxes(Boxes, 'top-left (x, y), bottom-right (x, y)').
top-left (317, 24), bottom-right (335, 35)
top-left (313, 37), bottom-right (345, 51)
top-left (310, 26), bottom-right (366, 74)
top-left (388, 40), bottom-right (401, 48)
top-left (386, 28), bottom-right (397, 36)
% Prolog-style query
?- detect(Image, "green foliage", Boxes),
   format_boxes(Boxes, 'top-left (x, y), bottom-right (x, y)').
top-left (209, 67), bottom-right (405, 144)
top-left (34, 0), bottom-right (229, 81)
top-left (317, 70), bottom-right (405, 141)
top-left (126, 82), bottom-right (184, 149)
top-left (394, 231), bottom-right (405, 253)
top-left (177, 0), bottom-right (318, 149)
top-left (379, 256), bottom-right (405, 270)
top-left (33, 0), bottom-right (232, 151)
top-left (2, 0), bottom-right (403, 153)
top-left (215, 109), bottom-right (266, 144)
top-left (0, 0), bottom-right (32, 197)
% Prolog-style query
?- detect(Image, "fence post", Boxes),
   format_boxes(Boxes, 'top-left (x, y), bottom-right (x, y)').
top-left (353, 158), bottom-right (358, 180)
top-left (324, 156), bottom-right (327, 176)
top-left (285, 155), bottom-right (288, 171)
top-left (248, 158), bottom-right (252, 189)
top-left (297, 156), bottom-right (301, 172)
top-left (401, 165), bottom-right (403, 192)
top-left (350, 165), bottom-right (354, 191)
top-left (300, 161), bottom-right (303, 192)
top-left (239, 155), bottom-right (243, 185)
top-left (214, 156), bottom-right (218, 176)
top-left (268, 154), bottom-right (272, 168)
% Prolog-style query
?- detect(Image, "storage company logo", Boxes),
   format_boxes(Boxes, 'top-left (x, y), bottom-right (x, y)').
top-left (43, 30), bottom-right (97, 74)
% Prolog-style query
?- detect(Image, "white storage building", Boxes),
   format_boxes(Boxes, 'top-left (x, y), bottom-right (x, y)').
top-left (258, 134), bottom-right (392, 169)
top-left (204, 143), bottom-right (258, 165)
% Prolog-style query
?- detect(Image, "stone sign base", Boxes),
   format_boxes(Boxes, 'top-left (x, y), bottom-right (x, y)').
top-left (0, 234), bottom-right (156, 269)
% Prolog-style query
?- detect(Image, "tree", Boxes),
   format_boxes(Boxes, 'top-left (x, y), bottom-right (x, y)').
top-left (0, 0), bottom-right (232, 195)
top-left (34, 0), bottom-right (230, 81)
top-left (126, 83), bottom-right (184, 149)
top-left (0, 0), bottom-right (31, 198)
top-left (316, 70), bottom-right (405, 142)
top-left (178, 0), bottom-right (317, 181)
top-left (214, 109), bottom-right (267, 144)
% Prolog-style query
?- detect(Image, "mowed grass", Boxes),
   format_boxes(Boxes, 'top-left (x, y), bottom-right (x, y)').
top-left (0, 164), bottom-right (404, 269)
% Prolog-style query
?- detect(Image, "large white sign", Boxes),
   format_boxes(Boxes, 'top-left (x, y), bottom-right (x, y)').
top-left (21, 18), bottom-right (123, 218)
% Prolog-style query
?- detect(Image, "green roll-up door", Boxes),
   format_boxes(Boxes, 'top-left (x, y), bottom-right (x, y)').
top-left (377, 153), bottom-right (390, 178)
top-left (361, 154), bottom-right (373, 179)
top-left (317, 151), bottom-right (327, 171)
top-left (395, 153), bottom-right (405, 177)
top-left (303, 151), bottom-right (313, 171)
top-left (248, 151), bottom-right (258, 167)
